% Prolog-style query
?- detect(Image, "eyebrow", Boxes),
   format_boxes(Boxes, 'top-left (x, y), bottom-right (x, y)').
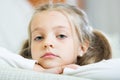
top-left (31, 27), bottom-right (43, 33)
top-left (31, 26), bottom-right (68, 33)
top-left (53, 26), bottom-right (68, 30)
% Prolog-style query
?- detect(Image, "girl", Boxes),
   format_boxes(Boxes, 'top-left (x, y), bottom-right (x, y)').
top-left (1, 3), bottom-right (120, 79)
top-left (20, 3), bottom-right (112, 73)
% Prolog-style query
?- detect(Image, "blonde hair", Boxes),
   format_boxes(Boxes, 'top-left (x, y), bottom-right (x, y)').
top-left (20, 3), bottom-right (112, 65)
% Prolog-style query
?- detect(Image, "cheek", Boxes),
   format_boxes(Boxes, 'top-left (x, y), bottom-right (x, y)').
top-left (31, 43), bottom-right (40, 59)
top-left (31, 47), bottom-right (37, 59)
top-left (61, 50), bottom-right (77, 64)
top-left (61, 43), bottom-right (77, 62)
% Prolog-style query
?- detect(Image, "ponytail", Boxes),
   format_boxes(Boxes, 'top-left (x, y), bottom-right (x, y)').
top-left (19, 39), bottom-right (32, 59)
top-left (76, 29), bottom-right (112, 65)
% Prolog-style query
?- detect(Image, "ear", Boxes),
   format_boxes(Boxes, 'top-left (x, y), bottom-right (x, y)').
top-left (78, 40), bottom-right (89, 57)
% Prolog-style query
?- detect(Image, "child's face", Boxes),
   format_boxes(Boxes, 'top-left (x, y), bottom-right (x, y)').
top-left (30, 11), bottom-right (81, 68)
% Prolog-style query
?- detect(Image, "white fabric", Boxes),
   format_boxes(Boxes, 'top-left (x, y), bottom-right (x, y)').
top-left (63, 59), bottom-right (120, 80)
top-left (0, 47), bottom-right (36, 70)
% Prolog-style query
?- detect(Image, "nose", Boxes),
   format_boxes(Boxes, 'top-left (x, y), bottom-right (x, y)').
top-left (44, 44), bottom-right (54, 48)
top-left (43, 36), bottom-right (54, 49)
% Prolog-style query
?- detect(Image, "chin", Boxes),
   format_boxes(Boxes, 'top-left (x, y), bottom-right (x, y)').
top-left (42, 64), bottom-right (59, 69)
top-left (40, 62), bottom-right (62, 69)
top-left (38, 59), bottom-right (64, 69)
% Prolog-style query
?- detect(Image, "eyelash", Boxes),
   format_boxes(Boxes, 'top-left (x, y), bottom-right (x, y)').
top-left (57, 34), bottom-right (67, 39)
top-left (33, 34), bottom-right (67, 41)
top-left (34, 36), bottom-right (43, 41)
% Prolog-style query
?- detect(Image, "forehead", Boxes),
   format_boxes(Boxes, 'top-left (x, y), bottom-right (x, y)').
top-left (31, 10), bottom-right (72, 31)
top-left (32, 10), bottom-right (69, 23)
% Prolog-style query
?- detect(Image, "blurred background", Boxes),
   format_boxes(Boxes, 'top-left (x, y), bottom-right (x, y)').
top-left (0, 0), bottom-right (119, 58)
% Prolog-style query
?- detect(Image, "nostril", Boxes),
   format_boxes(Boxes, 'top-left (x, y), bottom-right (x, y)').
top-left (44, 44), bottom-right (54, 48)
top-left (50, 44), bottom-right (53, 48)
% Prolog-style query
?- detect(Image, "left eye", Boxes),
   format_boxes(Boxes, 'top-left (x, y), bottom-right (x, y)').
top-left (57, 34), bottom-right (67, 39)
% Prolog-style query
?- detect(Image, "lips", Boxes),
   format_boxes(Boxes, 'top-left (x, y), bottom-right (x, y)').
top-left (41, 52), bottom-right (58, 58)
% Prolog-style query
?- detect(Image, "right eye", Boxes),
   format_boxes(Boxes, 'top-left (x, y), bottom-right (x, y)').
top-left (34, 36), bottom-right (43, 41)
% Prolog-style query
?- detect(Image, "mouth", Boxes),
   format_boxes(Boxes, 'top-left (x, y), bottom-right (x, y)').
top-left (41, 52), bottom-right (59, 58)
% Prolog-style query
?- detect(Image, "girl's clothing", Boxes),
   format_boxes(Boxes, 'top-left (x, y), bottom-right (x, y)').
top-left (0, 47), bottom-right (120, 79)
top-left (63, 59), bottom-right (120, 79)
top-left (0, 47), bottom-right (36, 70)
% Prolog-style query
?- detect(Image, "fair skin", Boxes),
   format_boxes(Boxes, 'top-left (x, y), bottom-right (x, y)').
top-left (30, 11), bottom-right (85, 73)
